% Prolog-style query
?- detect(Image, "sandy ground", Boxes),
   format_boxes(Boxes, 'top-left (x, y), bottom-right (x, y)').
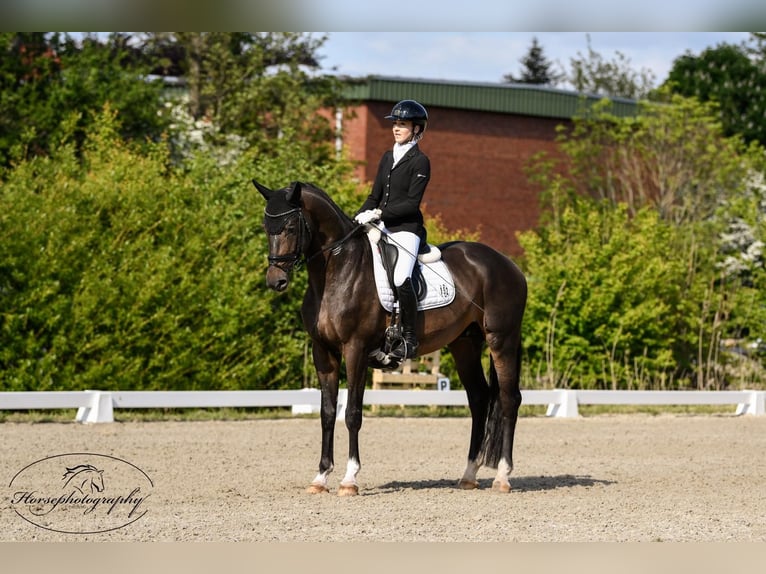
top-left (2, 414), bottom-right (766, 542)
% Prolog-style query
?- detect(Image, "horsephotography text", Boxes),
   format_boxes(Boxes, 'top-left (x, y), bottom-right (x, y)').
top-left (8, 453), bottom-right (153, 534)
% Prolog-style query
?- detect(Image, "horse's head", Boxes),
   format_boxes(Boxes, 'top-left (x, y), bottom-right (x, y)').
top-left (253, 180), bottom-right (312, 292)
top-left (63, 464), bottom-right (105, 494)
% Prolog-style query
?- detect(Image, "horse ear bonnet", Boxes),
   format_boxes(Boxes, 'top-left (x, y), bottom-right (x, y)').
top-left (263, 182), bottom-right (302, 235)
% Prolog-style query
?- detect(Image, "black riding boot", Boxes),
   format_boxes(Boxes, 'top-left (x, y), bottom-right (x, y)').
top-left (391, 277), bottom-right (419, 360)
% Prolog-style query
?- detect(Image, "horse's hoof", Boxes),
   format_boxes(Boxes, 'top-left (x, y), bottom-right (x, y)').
top-left (491, 480), bottom-right (512, 493)
top-left (306, 483), bottom-right (329, 494)
top-left (337, 484), bottom-right (359, 496)
top-left (457, 479), bottom-right (479, 490)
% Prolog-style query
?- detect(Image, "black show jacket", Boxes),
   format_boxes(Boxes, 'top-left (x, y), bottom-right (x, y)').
top-left (356, 144), bottom-right (430, 237)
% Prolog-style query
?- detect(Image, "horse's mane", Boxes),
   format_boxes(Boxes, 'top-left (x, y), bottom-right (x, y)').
top-left (297, 181), bottom-right (355, 225)
top-left (63, 464), bottom-right (99, 480)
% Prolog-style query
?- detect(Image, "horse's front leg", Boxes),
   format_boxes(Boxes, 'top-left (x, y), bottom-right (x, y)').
top-left (337, 343), bottom-right (368, 496)
top-left (307, 343), bottom-right (341, 494)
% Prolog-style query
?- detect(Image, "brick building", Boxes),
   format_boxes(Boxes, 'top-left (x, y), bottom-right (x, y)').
top-left (336, 76), bottom-right (635, 257)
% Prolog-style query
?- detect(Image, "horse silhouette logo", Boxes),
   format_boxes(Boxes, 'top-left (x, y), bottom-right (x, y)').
top-left (62, 464), bottom-right (105, 494)
top-left (10, 453), bottom-right (153, 534)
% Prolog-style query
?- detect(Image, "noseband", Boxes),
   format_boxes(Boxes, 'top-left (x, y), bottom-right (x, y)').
top-left (264, 206), bottom-right (312, 272)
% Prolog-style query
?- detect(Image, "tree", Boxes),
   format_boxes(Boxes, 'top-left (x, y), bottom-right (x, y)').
top-left (0, 32), bottom-right (169, 171)
top-left (520, 94), bottom-right (766, 390)
top-left (567, 34), bottom-right (656, 100)
top-left (504, 36), bottom-right (563, 86)
top-left (745, 32), bottom-right (766, 63)
top-left (559, 92), bottom-right (749, 226)
top-left (0, 32), bottom-right (63, 166)
top-left (142, 33), bottom-right (341, 163)
top-left (663, 39), bottom-right (766, 147)
top-left (0, 105), bottom-right (358, 392)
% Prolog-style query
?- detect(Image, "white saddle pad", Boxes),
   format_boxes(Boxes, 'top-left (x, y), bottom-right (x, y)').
top-left (366, 228), bottom-right (456, 313)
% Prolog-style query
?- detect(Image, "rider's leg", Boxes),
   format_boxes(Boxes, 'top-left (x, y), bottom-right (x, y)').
top-left (390, 231), bottom-right (420, 360)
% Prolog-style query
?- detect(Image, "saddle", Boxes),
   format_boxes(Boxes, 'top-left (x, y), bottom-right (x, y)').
top-left (365, 224), bottom-right (455, 313)
top-left (365, 224), bottom-right (455, 370)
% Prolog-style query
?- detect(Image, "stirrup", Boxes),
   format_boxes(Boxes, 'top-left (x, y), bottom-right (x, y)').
top-left (389, 339), bottom-right (418, 360)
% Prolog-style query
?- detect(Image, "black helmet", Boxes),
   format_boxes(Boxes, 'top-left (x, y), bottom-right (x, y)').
top-left (385, 100), bottom-right (428, 133)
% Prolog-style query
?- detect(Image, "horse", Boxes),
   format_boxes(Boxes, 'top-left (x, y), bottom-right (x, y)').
top-left (254, 179), bottom-right (527, 495)
top-left (62, 464), bottom-right (105, 494)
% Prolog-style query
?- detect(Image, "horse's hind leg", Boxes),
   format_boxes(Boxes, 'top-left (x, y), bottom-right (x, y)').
top-left (448, 325), bottom-right (489, 490)
top-left (486, 335), bottom-right (522, 493)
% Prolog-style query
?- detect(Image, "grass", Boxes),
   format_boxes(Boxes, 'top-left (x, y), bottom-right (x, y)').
top-left (577, 404), bottom-right (736, 416)
top-left (0, 403), bottom-right (738, 423)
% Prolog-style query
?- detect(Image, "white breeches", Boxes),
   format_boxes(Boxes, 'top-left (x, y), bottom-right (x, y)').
top-left (389, 230), bottom-right (420, 287)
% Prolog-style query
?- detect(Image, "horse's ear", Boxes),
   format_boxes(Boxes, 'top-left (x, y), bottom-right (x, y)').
top-left (252, 179), bottom-right (274, 200)
top-left (285, 181), bottom-right (302, 206)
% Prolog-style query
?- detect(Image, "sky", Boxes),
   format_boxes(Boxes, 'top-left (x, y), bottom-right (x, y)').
top-left (315, 32), bottom-right (754, 88)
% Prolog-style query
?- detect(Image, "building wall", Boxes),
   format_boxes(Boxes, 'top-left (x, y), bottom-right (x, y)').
top-left (341, 101), bottom-right (569, 257)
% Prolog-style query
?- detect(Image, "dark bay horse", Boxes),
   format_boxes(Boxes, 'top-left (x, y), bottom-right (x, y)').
top-left (254, 180), bottom-right (527, 495)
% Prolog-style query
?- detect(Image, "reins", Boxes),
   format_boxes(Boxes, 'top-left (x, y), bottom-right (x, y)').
top-left (264, 206), bottom-right (364, 271)
top-left (305, 223), bottom-right (366, 265)
top-left (265, 201), bottom-right (485, 314)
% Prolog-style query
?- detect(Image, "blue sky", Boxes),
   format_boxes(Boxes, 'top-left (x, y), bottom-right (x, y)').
top-left (315, 32), bottom-right (753, 87)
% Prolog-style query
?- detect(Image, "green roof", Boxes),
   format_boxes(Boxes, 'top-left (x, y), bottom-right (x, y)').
top-left (342, 75), bottom-right (638, 120)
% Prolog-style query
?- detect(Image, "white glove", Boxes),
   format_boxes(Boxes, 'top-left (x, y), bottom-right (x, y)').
top-left (354, 209), bottom-right (382, 225)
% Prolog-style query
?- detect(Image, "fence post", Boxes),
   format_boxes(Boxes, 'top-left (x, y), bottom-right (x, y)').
top-left (738, 391), bottom-right (765, 416)
top-left (546, 389), bottom-right (579, 418)
top-left (336, 388), bottom-right (348, 421)
top-left (291, 388), bottom-right (321, 415)
top-left (75, 391), bottom-right (114, 423)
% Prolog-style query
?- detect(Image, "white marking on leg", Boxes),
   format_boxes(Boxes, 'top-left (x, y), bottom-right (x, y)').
top-left (493, 457), bottom-right (513, 491)
top-left (340, 457), bottom-right (360, 487)
top-left (457, 458), bottom-right (481, 489)
top-left (311, 465), bottom-right (333, 489)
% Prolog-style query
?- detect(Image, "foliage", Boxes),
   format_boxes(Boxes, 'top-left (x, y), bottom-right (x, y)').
top-left (0, 32), bottom-right (169, 172)
top-left (143, 33), bottom-right (341, 166)
top-left (663, 38), bottom-right (766, 147)
top-left (567, 34), bottom-right (656, 100)
top-left (560, 92), bottom-right (753, 226)
top-left (521, 202), bottom-right (685, 389)
top-left (519, 94), bottom-right (766, 390)
top-left (504, 36), bottom-right (564, 86)
top-left (0, 108), bottom-right (357, 391)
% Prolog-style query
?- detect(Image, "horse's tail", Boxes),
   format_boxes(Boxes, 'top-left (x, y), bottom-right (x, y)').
top-left (479, 354), bottom-right (502, 469)
top-left (479, 342), bottom-right (522, 469)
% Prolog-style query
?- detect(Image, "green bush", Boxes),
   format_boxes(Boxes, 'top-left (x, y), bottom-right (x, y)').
top-left (520, 201), bottom-right (698, 389)
top-left (0, 108), bottom-right (356, 391)
top-left (518, 95), bottom-right (766, 390)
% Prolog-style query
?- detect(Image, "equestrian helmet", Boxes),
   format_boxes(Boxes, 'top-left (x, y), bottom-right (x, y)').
top-left (385, 100), bottom-right (428, 132)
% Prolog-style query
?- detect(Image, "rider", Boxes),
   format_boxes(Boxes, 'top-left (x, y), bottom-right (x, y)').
top-left (354, 99), bottom-right (430, 360)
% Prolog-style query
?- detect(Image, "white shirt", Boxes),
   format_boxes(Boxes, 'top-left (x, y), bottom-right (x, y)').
top-left (392, 141), bottom-right (416, 167)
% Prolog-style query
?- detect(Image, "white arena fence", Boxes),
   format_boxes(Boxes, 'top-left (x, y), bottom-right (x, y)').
top-left (0, 388), bottom-right (764, 423)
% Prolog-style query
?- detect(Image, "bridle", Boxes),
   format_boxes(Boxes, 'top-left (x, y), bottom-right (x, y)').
top-left (264, 204), bottom-right (365, 273)
top-left (264, 206), bottom-right (312, 272)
